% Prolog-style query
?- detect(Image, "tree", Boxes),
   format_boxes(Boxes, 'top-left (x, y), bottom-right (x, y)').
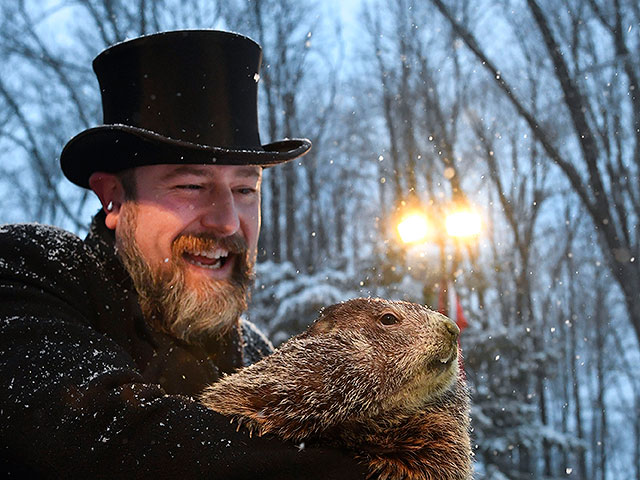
top-left (430, 0), bottom-right (640, 346)
top-left (0, 0), bottom-right (224, 229)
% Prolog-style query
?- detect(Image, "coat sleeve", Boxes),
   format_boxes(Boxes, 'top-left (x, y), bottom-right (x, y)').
top-left (0, 224), bottom-right (368, 479)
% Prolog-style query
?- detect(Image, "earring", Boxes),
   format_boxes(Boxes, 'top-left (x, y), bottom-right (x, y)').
top-left (106, 201), bottom-right (113, 212)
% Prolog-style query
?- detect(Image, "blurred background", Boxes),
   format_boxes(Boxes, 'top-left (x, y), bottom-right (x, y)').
top-left (1, 0), bottom-right (638, 478)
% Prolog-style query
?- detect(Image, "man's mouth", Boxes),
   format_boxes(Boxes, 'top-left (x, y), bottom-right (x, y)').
top-left (183, 248), bottom-right (231, 270)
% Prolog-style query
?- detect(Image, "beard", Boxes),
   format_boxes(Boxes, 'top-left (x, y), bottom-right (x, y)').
top-left (115, 203), bottom-right (254, 345)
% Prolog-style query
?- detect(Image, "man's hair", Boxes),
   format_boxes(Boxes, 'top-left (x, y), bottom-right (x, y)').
top-left (117, 168), bottom-right (137, 200)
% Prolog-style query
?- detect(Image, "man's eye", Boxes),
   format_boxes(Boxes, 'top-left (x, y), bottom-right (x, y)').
top-left (176, 184), bottom-right (203, 190)
top-left (236, 188), bottom-right (257, 195)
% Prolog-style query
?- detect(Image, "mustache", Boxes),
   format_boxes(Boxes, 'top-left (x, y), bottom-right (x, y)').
top-left (171, 232), bottom-right (248, 256)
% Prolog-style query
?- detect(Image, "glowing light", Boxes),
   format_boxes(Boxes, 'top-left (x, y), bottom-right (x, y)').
top-left (397, 211), bottom-right (430, 244)
top-left (445, 209), bottom-right (482, 238)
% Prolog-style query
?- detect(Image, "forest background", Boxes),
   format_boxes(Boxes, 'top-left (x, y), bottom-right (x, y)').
top-left (1, 0), bottom-right (639, 478)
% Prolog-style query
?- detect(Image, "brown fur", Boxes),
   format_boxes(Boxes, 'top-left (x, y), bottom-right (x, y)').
top-left (201, 298), bottom-right (472, 479)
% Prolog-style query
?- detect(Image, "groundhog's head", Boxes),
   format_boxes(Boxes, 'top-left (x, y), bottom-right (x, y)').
top-left (306, 298), bottom-right (461, 415)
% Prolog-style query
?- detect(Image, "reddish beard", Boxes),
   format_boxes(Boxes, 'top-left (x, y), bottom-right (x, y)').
top-left (115, 203), bottom-right (255, 344)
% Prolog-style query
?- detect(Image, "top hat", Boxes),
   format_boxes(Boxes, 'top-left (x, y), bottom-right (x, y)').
top-left (60, 30), bottom-right (311, 188)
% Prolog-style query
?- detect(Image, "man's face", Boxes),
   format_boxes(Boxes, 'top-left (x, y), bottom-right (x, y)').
top-left (113, 163), bottom-right (262, 343)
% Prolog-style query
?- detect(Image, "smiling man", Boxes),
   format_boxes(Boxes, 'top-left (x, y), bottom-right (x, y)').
top-left (92, 164), bottom-right (262, 345)
top-left (0, 30), bottom-right (367, 478)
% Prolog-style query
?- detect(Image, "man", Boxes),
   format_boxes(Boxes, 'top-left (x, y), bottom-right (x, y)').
top-left (0, 30), bottom-right (367, 478)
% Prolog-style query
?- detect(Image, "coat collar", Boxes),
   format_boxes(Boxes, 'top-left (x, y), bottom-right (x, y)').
top-left (85, 209), bottom-right (131, 288)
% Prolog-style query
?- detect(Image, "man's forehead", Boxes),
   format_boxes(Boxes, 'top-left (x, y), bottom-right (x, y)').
top-left (145, 163), bottom-right (262, 180)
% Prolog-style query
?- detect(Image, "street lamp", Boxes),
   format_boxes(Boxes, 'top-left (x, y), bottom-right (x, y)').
top-left (397, 210), bottom-right (430, 244)
top-left (445, 208), bottom-right (482, 239)
top-left (395, 204), bottom-right (482, 245)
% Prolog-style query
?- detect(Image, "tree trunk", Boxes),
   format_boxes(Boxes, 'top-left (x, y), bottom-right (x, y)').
top-left (594, 288), bottom-right (608, 480)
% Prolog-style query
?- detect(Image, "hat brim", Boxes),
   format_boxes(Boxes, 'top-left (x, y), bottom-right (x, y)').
top-left (60, 124), bottom-right (312, 188)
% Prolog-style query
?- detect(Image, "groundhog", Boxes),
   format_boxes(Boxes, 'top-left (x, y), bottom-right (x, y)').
top-left (201, 298), bottom-right (472, 480)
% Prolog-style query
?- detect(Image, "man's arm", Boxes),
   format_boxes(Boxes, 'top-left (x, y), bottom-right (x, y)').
top-left (0, 224), bottom-right (367, 479)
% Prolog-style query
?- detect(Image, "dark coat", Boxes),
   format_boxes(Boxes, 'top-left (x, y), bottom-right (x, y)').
top-left (0, 212), bottom-right (367, 479)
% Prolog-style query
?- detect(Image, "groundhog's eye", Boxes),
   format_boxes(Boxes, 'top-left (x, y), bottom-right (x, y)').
top-left (379, 313), bottom-right (399, 326)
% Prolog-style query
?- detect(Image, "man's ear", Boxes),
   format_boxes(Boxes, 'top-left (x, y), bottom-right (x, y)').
top-left (88, 172), bottom-right (126, 230)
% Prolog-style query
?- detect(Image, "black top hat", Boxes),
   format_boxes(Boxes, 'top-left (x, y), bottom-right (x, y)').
top-left (60, 30), bottom-right (311, 188)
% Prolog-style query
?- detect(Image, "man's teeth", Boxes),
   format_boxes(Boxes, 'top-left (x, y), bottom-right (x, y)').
top-left (190, 248), bottom-right (229, 260)
top-left (186, 248), bottom-right (229, 269)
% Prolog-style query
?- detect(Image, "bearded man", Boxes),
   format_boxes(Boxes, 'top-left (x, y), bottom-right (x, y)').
top-left (0, 30), bottom-right (367, 478)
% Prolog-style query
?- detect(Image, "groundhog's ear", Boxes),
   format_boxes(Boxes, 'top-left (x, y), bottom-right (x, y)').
top-left (308, 319), bottom-right (333, 335)
top-left (307, 304), bottom-right (340, 335)
top-left (319, 303), bottom-right (341, 318)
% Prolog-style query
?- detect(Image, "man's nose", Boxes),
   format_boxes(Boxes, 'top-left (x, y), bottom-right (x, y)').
top-left (200, 189), bottom-right (240, 236)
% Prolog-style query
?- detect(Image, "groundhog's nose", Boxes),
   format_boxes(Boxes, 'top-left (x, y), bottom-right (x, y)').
top-left (442, 317), bottom-right (460, 340)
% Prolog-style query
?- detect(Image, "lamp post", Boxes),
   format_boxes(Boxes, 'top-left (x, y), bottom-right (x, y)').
top-left (394, 201), bottom-right (482, 326)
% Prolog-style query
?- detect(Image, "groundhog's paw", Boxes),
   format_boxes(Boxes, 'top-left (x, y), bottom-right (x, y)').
top-left (226, 414), bottom-right (270, 438)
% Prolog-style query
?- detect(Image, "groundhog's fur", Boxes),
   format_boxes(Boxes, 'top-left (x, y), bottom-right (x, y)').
top-left (201, 298), bottom-right (472, 480)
